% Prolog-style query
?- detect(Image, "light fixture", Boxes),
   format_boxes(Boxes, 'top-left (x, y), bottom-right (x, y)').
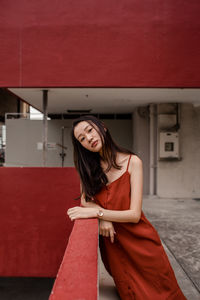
top-left (67, 109), bottom-right (92, 113)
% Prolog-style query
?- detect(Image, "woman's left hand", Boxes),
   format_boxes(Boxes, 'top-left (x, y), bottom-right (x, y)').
top-left (67, 206), bottom-right (98, 221)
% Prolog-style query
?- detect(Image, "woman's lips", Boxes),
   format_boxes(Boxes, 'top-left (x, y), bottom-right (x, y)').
top-left (91, 140), bottom-right (98, 148)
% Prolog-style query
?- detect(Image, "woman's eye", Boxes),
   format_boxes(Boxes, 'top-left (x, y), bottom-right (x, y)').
top-left (80, 137), bottom-right (85, 142)
top-left (88, 128), bottom-right (93, 132)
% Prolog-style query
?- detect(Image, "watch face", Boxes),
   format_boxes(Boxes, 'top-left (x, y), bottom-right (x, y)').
top-left (99, 210), bottom-right (104, 217)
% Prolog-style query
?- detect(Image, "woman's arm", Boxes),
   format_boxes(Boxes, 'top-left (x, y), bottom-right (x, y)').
top-left (79, 186), bottom-right (116, 243)
top-left (67, 155), bottom-right (143, 223)
top-left (80, 192), bottom-right (102, 209)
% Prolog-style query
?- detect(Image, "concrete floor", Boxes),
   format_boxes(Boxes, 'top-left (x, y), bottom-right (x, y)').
top-left (143, 196), bottom-right (200, 295)
top-left (0, 196), bottom-right (199, 300)
top-left (99, 196), bottom-right (200, 300)
top-left (99, 240), bottom-right (200, 300)
top-left (99, 254), bottom-right (120, 300)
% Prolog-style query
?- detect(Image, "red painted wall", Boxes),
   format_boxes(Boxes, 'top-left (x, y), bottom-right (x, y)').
top-left (0, 167), bottom-right (80, 277)
top-left (0, 0), bottom-right (200, 87)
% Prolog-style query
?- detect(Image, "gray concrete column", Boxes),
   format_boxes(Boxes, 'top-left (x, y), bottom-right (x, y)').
top-left (149, 104), bottom-right (157, 196)
top-left (132, 107), bottom-right (150, 195)
top-left (42, 90), bottom-right (48, 167)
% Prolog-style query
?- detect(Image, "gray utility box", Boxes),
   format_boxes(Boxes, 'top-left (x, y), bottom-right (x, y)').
top-left (159, 131), bottom-right (180, 159)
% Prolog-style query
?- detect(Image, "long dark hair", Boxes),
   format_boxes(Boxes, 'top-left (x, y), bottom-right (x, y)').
top-left (71, 115), bottom-right (133, 201)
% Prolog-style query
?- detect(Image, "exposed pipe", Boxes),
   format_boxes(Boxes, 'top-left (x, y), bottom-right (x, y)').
top-left (42, 90), bottom-right (48, 167)
top-left (60, 126), bottom-right (68, 167)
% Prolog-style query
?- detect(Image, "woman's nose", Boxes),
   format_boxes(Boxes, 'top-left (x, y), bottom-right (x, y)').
top-left (86, 133), bottom-right (93, 142)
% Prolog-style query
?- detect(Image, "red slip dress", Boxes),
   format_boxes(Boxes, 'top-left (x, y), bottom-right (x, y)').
top-left (94, 154), bottom-right (187, 300)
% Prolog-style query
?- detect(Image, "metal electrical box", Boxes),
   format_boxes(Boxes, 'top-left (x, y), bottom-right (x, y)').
top-left (159, 132), bottom-right (180, 159)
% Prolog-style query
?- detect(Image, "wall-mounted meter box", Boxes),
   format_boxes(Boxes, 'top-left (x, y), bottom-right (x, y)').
top-left (159, 132), bottom-right (180, 159)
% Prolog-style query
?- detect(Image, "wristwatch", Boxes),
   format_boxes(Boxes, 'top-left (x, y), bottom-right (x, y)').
top-left (97, 209), bottom-right (104, 218)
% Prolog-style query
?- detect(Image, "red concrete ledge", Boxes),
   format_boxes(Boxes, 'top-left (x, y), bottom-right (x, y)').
top-left (49, 218), bottom-right (99, 300)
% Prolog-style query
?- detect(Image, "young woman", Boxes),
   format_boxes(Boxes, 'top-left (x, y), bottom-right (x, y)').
top-left (67, 115), bottom-right (187, 300)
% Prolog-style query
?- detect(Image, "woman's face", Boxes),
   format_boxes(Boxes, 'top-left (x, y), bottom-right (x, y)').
top-left (74, 121), bottom-right (103, 152)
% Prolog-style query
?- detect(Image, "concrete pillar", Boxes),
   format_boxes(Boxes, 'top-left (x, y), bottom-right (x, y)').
top-left (132, 106), bottom-right (150, 195)
top-left (42, 90), bottom-right (48, 167)
top-left (149, 104), bottom-right (157, 196)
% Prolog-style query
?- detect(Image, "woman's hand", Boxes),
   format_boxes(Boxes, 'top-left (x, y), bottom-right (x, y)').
top-left (67, 206), bottom-right (98, 221)
top-left (99, 220), bottom-right (116, 243)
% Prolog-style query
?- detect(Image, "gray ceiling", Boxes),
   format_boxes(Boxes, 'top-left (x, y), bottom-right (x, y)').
top-left (9, 88), bottom-right (200, 113)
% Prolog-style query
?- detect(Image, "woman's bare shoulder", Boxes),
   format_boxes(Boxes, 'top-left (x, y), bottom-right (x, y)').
top-left (129, 154), bottom-right (143, 173)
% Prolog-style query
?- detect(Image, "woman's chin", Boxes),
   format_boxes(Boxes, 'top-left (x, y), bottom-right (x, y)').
top-left (90, 145), bottom-right (102, 153)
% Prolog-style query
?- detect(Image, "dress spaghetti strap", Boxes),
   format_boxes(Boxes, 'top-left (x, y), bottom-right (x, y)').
top-left (126, 154), bottom-right (132, 172)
